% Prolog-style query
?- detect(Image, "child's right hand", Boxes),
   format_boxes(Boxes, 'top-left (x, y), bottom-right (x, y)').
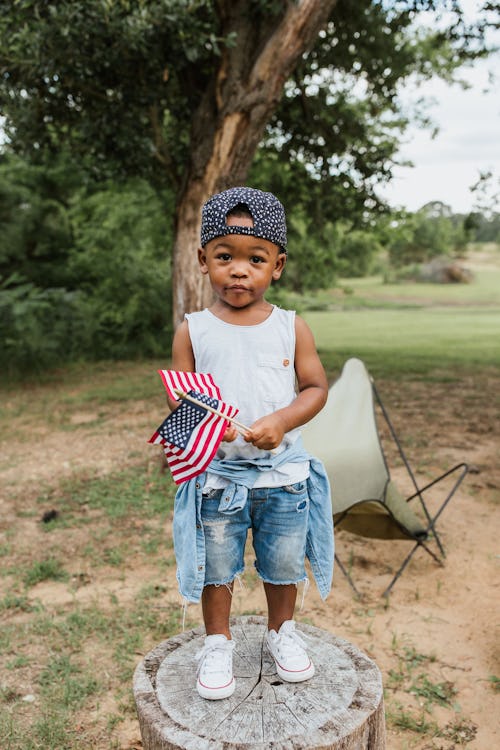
top-left (244, 413), bottom-right (285, 450)
top-left (222, 424), bottom-right (238, 442)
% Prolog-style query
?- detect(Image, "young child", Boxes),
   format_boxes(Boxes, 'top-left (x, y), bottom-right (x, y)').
top-left (170, 186), bottom-right (334, 700)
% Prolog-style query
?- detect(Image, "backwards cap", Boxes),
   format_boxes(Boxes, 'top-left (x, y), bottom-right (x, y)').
top-left (200, 186), bottom-right (287, 253)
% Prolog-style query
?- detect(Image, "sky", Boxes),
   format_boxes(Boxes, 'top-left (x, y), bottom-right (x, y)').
top-left (379, 4), bottom-right (500, 215)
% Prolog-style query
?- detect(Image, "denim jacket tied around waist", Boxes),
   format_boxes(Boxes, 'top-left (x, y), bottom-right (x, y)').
top-left (172, 438), bottom-right (334, 603)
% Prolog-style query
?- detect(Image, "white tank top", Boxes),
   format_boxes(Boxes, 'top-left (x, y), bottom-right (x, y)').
top-left (185, 306), bottom-right (309, 488)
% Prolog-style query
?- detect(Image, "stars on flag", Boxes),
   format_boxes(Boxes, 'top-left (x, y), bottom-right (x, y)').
top-left (156, 391), bottom-right (220, 450)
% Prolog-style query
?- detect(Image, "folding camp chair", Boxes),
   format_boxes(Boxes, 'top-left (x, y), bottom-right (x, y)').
top-left (302, 357), bottom-right (468, 597)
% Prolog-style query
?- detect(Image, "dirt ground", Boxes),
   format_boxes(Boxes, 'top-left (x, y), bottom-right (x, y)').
top-left (1, 360), bottom-right (499, 749)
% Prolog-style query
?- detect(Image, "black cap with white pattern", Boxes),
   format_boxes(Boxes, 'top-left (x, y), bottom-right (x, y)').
top-left (200, 186), bottom-right (287, 253)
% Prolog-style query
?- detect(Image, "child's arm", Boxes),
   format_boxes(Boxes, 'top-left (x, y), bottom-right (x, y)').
top-left (244, 316), bottom-right (328, 450)
top-left (168, 321), bottom-right (195, 411)
top-left (170, 320), bottom-right (238, 441)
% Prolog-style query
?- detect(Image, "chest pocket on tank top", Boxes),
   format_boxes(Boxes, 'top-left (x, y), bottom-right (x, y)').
top-left (257, 355), bottom-right (295, 408)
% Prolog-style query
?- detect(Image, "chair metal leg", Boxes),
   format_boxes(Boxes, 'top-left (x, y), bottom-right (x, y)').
top-left (427, 463), bottom-right (468, 555)
top-left (374, 382), bottom-right (468, 560)
top-left (334, 553), bottom-right (362, 597)
top-left (406, 462), bottom-right (468, 558)
top-left (420, 540), bottom-right (445, 567)
top-left (382, 543), bottom-right (420, 597)
top-left (382, 537), bottom-right (445, 597)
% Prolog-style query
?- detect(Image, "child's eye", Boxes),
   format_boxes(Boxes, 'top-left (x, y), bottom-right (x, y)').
top-left (216, 253), bottom-right (232, 262)
top-left (250, 256), bottom-right (265, 264)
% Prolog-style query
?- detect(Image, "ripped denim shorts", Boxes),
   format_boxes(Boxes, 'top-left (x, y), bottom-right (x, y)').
top-left (201, 481), bottom-right (309, 587)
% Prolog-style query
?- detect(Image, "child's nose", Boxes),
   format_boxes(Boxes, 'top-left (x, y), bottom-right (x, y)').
top-left (231, 262), bottom-right (248, 277)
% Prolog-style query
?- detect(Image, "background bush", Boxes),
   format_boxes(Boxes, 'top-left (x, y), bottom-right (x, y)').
top-left (1, 152), bottom-right (498, 376)
top-left (0, 155), bottom-right (173, 373)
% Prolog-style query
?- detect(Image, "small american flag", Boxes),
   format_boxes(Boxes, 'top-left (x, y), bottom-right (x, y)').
top-left (158, 370), bottom-right (222, 402)
top-left (149, 373), bottom-right (239, 484)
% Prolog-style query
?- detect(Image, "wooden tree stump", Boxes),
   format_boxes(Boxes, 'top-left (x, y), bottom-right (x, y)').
top-left (133, 615), bottom-right (385, 749)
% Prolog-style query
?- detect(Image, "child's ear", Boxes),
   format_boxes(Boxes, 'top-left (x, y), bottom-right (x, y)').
top-left (198, 247), bottom-right (209, 274)
top-left (272, 252), bottom-right (286, 281)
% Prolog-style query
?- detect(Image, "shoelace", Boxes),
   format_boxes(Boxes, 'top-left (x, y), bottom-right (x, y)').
top-left (275, 623), bottom-right (308, 656)
top-left (195, 640), bottom-right (235, 676)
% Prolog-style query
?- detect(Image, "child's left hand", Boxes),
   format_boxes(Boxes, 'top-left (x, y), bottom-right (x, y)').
top-left (244, 414), bottom-right (286, 450)
top-left (222, 424), bottom-right (238, 442)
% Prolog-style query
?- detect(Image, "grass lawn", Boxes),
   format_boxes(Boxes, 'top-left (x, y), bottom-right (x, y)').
top-left (336, 262), bottom-right (500, 307)
top-left (300, 257), bottom-right (500, 377)
top-left (307, 306), bottom-right (500, 377)
top-left (0, 245), bottom-right (499, 749)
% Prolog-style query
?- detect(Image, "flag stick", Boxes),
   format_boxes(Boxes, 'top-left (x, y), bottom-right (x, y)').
top-left (173, 389), bottom-right (252, 435)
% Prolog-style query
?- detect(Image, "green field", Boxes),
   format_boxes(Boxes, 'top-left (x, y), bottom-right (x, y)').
top-left (335, 263), bottom-right (500, 307)
top-left (300, 260), bottom-right (500, 378)
top-left (307, 306), bottom-right (500, 376)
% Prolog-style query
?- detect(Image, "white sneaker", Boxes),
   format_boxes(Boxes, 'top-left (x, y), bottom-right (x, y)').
top-left (195, 634), bottom-right (236, 700)
top-left (266, 620), bottom-right (315, 683)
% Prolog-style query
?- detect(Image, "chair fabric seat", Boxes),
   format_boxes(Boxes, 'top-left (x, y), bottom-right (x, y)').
top-left (334, 481), bottom-right (427, 541)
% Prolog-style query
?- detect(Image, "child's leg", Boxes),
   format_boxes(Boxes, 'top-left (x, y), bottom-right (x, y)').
top-left (202, 583), bottom-right (233, 639)
top-left (252, 483), bottom-right (314, 683)
top-left (251, 482), bottom-right (309, 628)
top-left (264, 583), bottom-right (314, 684)
top-left (200, 491), bottom-right (249, 642)
top-left (196, 494), bottom-right (248, 700)
top-left (264, 582), bottom-right (297, 632)
top-left (197, 583), bottom-right (236, 700)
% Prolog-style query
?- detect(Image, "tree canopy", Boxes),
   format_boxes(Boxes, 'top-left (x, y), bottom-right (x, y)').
top-left (2, 2), bottom-right (492, 189)
top-left (0, 0), bottom-right (496, 325)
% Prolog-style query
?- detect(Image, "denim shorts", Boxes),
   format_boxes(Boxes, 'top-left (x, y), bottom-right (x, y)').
top-left (201, 481), bottom-right (309, 587)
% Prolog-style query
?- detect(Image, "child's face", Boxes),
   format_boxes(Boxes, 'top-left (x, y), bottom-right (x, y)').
top-left (198, 216), bottom-right (286, 310)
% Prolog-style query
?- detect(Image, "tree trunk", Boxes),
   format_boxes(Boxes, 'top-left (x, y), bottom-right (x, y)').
top-left (172, 0), bottom-right (338, 328)
top-left (133, 615), bottom-right (386, 749)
